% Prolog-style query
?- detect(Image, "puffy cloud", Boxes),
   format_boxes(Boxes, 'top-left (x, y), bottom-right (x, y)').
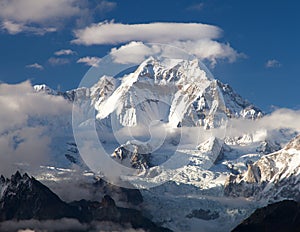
top-left (265, 59), bottom-right (281, 68)
top-left (48, 57), bottom-right (70, 66)
top-left (0, 0), bottom-right (116, 34)
top-left (1, 20), bottom-right (23, 34)
top-left (109, 42), bottom-right (158, 64)
top-left (77, 56), bottom-right (101, 67)
top-left (0, 81), bottom-right (72, 176)
top-left (171, 39), bottom-right (242, 66)
top-left (25, 63), bottom-right (44, 70)
top-left (0, 0), bottom-right (80, 24)
top-left (54, 49), bottom-right (76, 56)
top-left (108, 41), bottom-right (241, 66)
top-left (72, 21), bottom-right (221, 45)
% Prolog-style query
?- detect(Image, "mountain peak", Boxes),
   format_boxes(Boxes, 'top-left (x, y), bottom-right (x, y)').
top-left (34, 84), bottom-right (57, 95)
top-left (82, 56), bottom-right (262, 128)
top-left (133, 56), bottom-right (210, 84)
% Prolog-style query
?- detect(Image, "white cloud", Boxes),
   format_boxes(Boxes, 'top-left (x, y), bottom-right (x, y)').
top-left (0, 81), bottom-right (72, 176)
top-left (77, 56), bottom-right (101, 67)
top-left (0, 0), bottom-right (116, 34)
top-left (72, 21), bottom-right (221, 45)
top-left (48, 57), bottom-right (70, 66)
top-left (55, 49), bottom-right (76, 56)
top-left (266, 59), bottom-right (281, 68)
top-left (26, 63), bottom-right (44, 70)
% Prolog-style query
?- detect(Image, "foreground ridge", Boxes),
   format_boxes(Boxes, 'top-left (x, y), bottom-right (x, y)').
top-left (0, 171), bottom-right (172, 232)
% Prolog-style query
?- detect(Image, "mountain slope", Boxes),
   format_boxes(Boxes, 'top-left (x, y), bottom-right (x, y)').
top-left (232, 200), bottom-right (300, 232)
top-left (0, 171), bottom-right (171, 232)
top-left (0, 171), bottom-right (75, 221)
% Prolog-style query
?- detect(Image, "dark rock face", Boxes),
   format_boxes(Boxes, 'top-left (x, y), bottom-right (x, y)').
top-left (112, 144), bottom-right (151, 169)
top-left (186, 209), bottom-right (219, 220)
top-left (92, 177), bottom-right (143, 206)
top-left (0, 172), bottom-right (171, 232)
top-left (256, 140), bottom-right (281, 154)
top-left (0, 171), bottom-right (76, 221)
top-left (65, 154), bottom-right (78, 164)
top-left (232, 200), bottom-right (300, 232)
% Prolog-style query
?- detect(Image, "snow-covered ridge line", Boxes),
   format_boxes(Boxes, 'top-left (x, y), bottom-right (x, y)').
top-left (34, 57), bottom-right (262, 130)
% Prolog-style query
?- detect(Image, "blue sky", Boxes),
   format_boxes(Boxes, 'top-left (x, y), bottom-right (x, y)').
top-left (0, 0), bottom-right (299, 112)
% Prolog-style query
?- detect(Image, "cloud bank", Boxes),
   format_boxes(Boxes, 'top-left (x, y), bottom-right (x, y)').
top-left (73, 21), bottom-right (242, 66)
top-left (0, 219), bottom-right (146, 232)
top-left (224, 108), bottom-right (300, 140)
top-left (0, 81), bottom-right (72, 176)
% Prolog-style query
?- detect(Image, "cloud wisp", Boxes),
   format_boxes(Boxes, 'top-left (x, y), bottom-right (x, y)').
top-left (1, 20), bottom-right (56, 35)
top-left (26, 63), bottom-right (44, 70)
top-left (265, 59), bottom-right (281, 68)
top-left (186, 3), bottom-right (204, 11)
top-left (54, 49), bottom-right (76, 56)
top-left (48, 57), bottom-right (70, 66)
top-left (77, 56), bottom-right (101, 67)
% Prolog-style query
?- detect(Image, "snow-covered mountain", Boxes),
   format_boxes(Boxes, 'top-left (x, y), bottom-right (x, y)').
top-left (36, 57), bottom-right (262, 128)
top-left (224, 135), bottom-right (300, 201)
top-left (26, 57), bottom-right (300, 232)
top-left (32, 57), bottom-right (265, 172)
top-left (89, 57), bottom-right (262, 129)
